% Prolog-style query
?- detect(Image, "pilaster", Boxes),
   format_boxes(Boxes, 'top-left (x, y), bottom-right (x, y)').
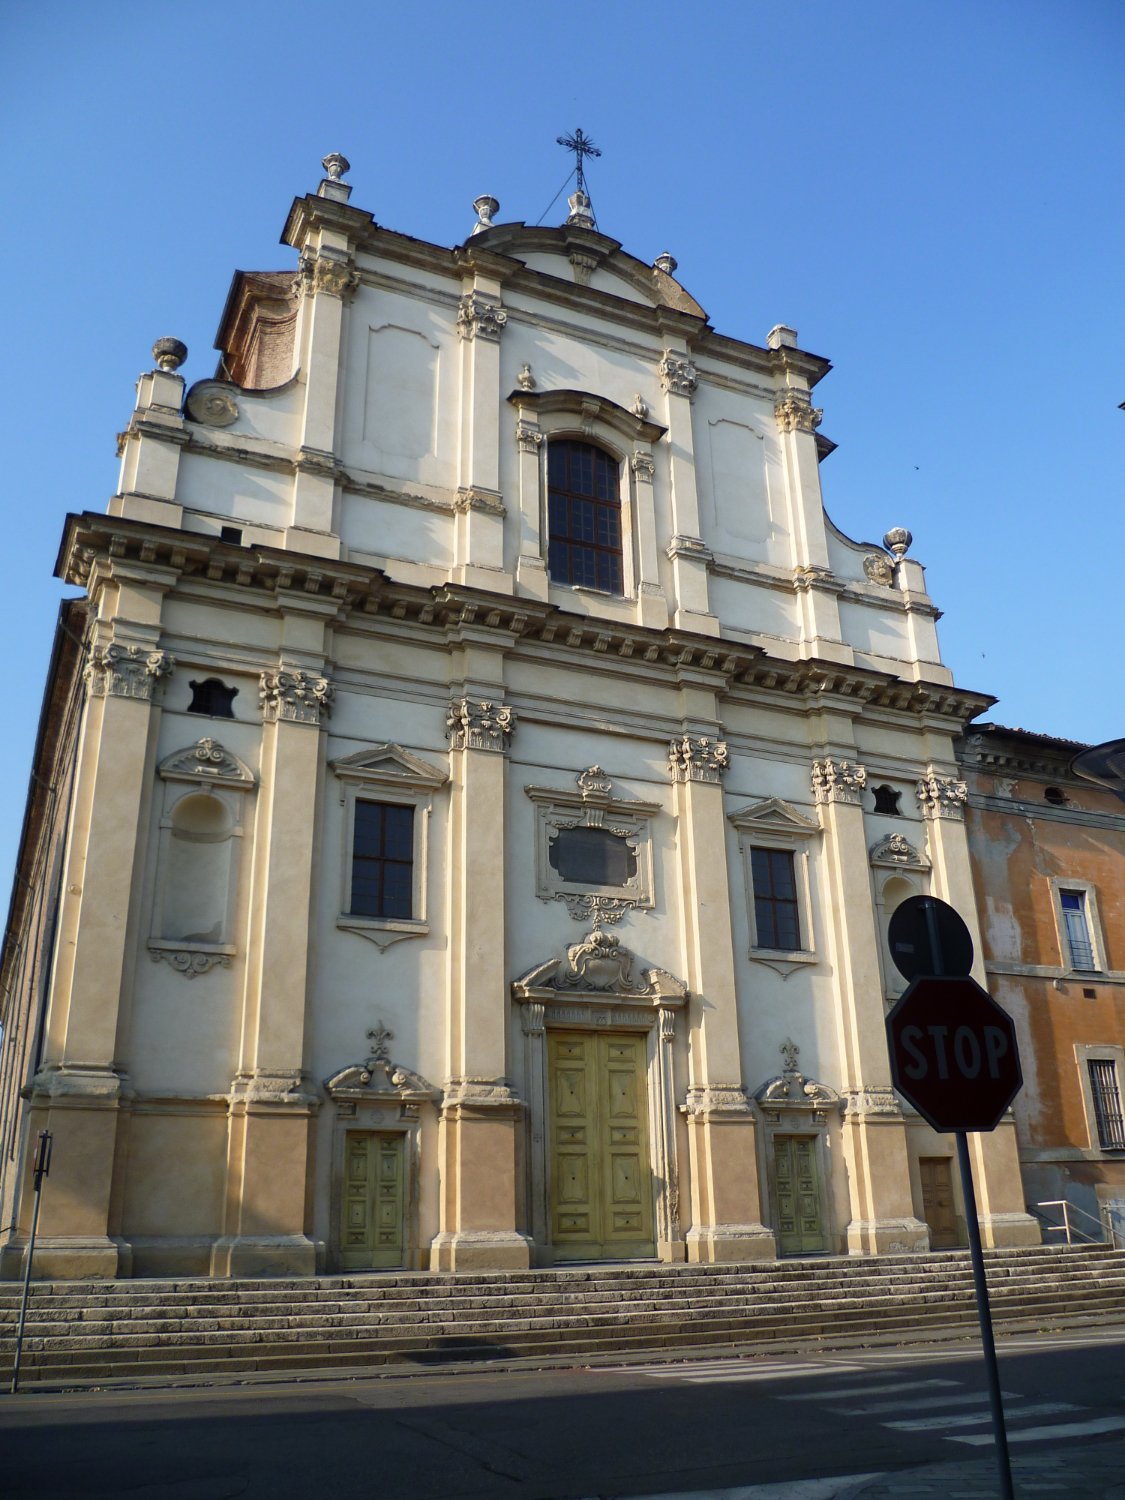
top-left (670, 730), bottom-right (774, 1262)
top-left (431, 690), bottom-right (530, 1270)
top-left (659, 347), bottom-right (716, 636)
top-left (812, 754), bottom-right (929, 1254)
top-left (111, 340), bottom-right (188, 529)
top-left (513, 410), bottom-right (549, 601)
top-left (774, 380), bottom-right (844, 656)
top-left (454, 281), bottom-right (509, 590)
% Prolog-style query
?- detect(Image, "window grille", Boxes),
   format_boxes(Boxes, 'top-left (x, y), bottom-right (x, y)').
top-left (1088, 1059), bottom-right (1125, 1149)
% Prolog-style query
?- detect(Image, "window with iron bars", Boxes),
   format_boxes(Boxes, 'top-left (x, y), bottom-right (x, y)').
top-left (1061, 889), bottom-right (1098, 971)
top-left (1088, 1059), bottom-right (1125, 1149)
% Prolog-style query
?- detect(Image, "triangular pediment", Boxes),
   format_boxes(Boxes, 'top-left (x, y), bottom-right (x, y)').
top-left (728, 797), bottom-right (819, 838)
top-left (331, 743), bottom-right (447, 791)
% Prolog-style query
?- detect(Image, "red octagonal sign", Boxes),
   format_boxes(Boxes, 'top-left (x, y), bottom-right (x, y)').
top-left (886, 975), bottom-right (1022, 1133)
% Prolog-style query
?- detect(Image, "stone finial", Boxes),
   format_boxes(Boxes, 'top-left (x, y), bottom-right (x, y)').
top-left (565, 189), bottom-right (595, 229)
top-left (152, 337), bottom-right (187, 373)
top-left (471, 195), bottom-right (499, 235)
top-left (883, 527), bottom-right (913, 559)
top-left (654, 251), bottom-right (678, 275)
top-left (517, 363), bottom-right (536, 391)
top-left (632, 394), bottom-right (648, 420)
top-left (322, 153), bottom-right (350, 182)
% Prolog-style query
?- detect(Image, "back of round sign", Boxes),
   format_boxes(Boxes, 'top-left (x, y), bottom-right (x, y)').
top-left (887, 893), bottom-right (974, 981)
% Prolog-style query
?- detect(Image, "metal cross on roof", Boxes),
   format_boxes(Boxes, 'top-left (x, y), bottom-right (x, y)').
top-left (556, 128), bottom-right (602, 197)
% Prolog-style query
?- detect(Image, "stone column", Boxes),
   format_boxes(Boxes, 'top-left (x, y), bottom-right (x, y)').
top-left (813, 756), bottom-right (930, 1255)
top-left (431, 694), bottom-right (530, 1270)
top-left (25, 587), bottom-right (174, 1278)
top-left (211, 643), bottom-right (332, 1278)
top-left (454, 286), bottom-right (509, 591)
top-left (671, 732), bottom-right (774, 1262)
top-left (917, 767), bottom-right (1041, 1248)
top-left (659, 349), bottom-right (717, 636)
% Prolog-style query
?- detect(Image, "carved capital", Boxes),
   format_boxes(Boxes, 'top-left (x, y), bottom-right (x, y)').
top-left (453, 486), bottom-right (505, 515)
top-left (916, 769), bottom-right (968, 820)
top-left (774, 391), bottom-right (823, 434)
top-left (812, 757), bottom-right (867, 805)
top-left (447, 696), bottom-right (515, 752)
top-left (630, 451), bottom-right (655, 481)
top-left (456, 292), bottom-right (507, 341)
top-left (659, 352), bottom-right (698, 398)
top-left (85, 644), bottom-right (175, 700)
top-left (259, 669), bottom-right (334, 726)
top-left (844, 1085), bottom-right (902, 1118)
top-left (516, 419), bottom-right (544, 453)
top-left (681, 1084), bottom-right (752, 1117)
top-left (669, 734), bottom-right (730, 784)
top-left (297, 251), bottom-right (359, 301)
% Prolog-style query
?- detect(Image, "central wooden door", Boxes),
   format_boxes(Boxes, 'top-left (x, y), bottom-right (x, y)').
top-left (774, 1135), bottom-right (828, 1255)
top-left (919, 1156), bottom-right (960, 1248)
top-left (548, 1031), bottom-right (655, 1260)
top-left (341, 1131), bottom-right (406, 1269)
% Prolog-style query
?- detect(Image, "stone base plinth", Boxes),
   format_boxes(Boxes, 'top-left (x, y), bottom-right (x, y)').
top-left (429, 1230), bottom-right (532, 1272)
top-left (846, 1217), bottom-right (931, 1256)
top-left (209, 1235), bottom-right (319, 1279)
top-left (0, 1234), bottom-right (129, 1281)
top-left (979, 1212), bottom-right (1044, 1249)
top-left (686, 1223), bottom-right (776, 1263)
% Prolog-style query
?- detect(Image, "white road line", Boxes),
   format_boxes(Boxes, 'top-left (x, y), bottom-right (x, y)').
top-left (951, 1414), bottom-right (1125, 1445)
top-left (611, 1477), bottom-right (884, 1500)
top-left (635, 1361), bottom-right (866, 1381)
top-left (832, 1390), bottom-right (1017, 1416)
top-left (778, 1378), bottom-right (962, 1402)
top-left (885, 1401), bottom-right (1078, 1432)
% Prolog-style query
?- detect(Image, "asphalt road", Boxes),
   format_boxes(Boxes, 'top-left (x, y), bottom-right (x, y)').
top-left (4, 1327), bottom-right (1125, 1499)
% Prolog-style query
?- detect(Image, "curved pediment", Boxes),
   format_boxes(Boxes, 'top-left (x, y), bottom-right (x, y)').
top-left (513, 928), bottom-right (687, 1003)
top-left (463, 222), bottom-right (707, 319)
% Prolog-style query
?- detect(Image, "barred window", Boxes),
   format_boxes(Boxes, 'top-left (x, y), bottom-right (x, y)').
top-left (547, 440), bottom-right (623, 594)
top-left (1061, 890), bottom-right (1098, 971)
top-left (1088, 1059), bottom-right (1125, 1150)
top-left (750, 847), bottom-right (801, 951)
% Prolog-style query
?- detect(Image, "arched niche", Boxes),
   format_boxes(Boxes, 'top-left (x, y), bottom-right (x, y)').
top-left (869, 833), bottom-right (931, 1000)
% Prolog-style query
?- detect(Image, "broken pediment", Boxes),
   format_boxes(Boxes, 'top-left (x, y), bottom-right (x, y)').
top-left (158, 737), bottom-right (255, 789)
top-left (513, 928), bottom-right (687, 1003)
top-left (324, 1023), bottom-right (439, 1106)
top-left (754, 1040), bottom-right (840, 1114)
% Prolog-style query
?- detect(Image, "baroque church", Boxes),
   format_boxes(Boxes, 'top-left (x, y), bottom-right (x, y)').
top-left (0, 153), bottom-right (1040, 1281)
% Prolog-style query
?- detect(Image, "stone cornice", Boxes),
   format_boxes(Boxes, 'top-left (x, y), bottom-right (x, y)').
top-left (56, 514), bottom-right (994, 728)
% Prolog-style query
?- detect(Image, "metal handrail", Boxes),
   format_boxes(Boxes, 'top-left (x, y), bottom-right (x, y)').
top-left (1035, 1198), bottom-right (1125, 1251)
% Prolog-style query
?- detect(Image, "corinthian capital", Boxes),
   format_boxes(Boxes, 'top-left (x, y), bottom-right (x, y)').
top-left (668, 734), bottom-right (730, 784)
top-left (774, 391), bottom-right (823, 434)
top-left (916, 768), bottom-right (968, 819)
top-left (456, 293), bottom-right (507, 341)
top-left (812, 757), bottom-right (867, 804)
top-left (259, 669), bottom-right (334, 726)
top-left (658, 352), bottom-right (698, 398)
top-left (447, 696), bottom-right (515, 752)
top-left (84, 644), bottom-right (175, 700)
top-left (296, 252), bottom-right (359, 301)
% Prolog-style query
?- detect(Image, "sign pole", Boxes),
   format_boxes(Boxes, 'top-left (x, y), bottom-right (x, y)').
top-left (955, 1128), bottom-right (1015, 1500)
top-left (10, 1129), bottom-right (52, 1396)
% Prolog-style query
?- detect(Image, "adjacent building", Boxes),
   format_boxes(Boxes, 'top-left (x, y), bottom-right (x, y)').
top-left (959, 725), bottom-right (1125, 1244)
top-left (0, 155), bottom-right (1039, 1281)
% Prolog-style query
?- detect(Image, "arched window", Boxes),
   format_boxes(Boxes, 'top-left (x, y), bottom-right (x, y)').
top-left (547, 439), bottom-right (623, 593)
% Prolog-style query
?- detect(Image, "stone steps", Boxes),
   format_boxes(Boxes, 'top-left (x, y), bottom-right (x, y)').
top-left (2, 1245), bottom-right (1122, 1386)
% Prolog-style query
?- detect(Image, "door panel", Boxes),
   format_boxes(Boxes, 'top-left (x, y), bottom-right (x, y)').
top-left (774, 1134), bottom-right (828, 1255)
top-left (548, 1031), bottom-right (655, 1260)
top-left (340, 1131), bottom-right (406, 1270)
top-left (919, 1155), bottom-right (960, 1248)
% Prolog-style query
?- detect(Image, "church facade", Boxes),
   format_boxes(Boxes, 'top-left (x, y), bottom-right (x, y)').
top-left (0, 156), bottom-right (1039, 1280)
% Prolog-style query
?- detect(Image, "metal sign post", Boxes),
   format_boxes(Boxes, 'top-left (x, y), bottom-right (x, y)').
top-left (885, 897), bottom-right (1018, 1500)
top-left (10, 1129), bottom-right (52, 1395)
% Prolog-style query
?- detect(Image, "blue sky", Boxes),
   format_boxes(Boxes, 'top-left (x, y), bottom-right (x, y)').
top-left (1, 0), bottom-right (1122, 880)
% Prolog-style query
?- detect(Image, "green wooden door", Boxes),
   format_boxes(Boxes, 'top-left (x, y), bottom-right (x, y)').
top-left (549, 1031), bottom-right (655, 1260)
top-left (774, 1135), bottom-right (828, 1255)
top-left (341, 1131), bottom-right (406, 1269)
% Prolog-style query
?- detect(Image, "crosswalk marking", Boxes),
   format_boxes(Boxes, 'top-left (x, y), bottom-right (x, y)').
top-left (626, 1360), bottom-right (867, 1382)
top-left (778, 1378), bottom-right (961, 1401)
top-left (952, 1415), bottom-right (1125, 1445)
top-left (831, 1390), bottom-right (1015, 1416)
top-left (885, 1402), bottom-right (1077, 1432)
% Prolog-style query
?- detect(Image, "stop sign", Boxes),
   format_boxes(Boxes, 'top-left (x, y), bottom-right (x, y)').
top-left (886, 976), bottom-right (1022, 1132)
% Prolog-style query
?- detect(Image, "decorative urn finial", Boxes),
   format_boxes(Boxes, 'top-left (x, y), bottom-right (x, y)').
top-left (471, 195), bottom-right (499, 235)
top-left (322, 153), bottom-right (350, 182)
top-left (654, 251), bottom-right (678, 275)
top-left (152, 337), bottom-right (187, 373)
top-left (883, 527), bottom-right (913, 559)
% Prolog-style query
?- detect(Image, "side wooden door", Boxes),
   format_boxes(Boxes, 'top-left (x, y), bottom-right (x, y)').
top-left (919, 1156), bottom-right (960, 1248)
top-left (341, 1131), bottom-right (406, 1269)
top-left (774, 1135), bottom-right (828, 1255)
